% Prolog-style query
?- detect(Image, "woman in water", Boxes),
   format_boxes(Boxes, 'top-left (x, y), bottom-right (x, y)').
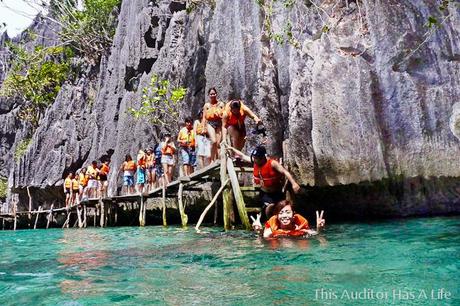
top-left (252, 200), bottom-right (325, 238)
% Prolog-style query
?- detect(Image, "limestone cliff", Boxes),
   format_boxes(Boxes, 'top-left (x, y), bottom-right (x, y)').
top-left (2, 0), bottom-right (460, 218)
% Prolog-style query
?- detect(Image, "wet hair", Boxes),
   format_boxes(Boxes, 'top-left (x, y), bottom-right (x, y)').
top-left (230, 100), bottom-right (241, 109)
top-left (272, 200), bottom-right (293, 216)
top-left (125, 154), bottom-right (132, 161)
top-left (185, 117), bottom-right (193, 124)
top-left (208, 87), bottom-right (217, 95)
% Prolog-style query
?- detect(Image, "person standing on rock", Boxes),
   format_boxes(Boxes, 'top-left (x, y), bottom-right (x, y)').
top-left (178, 117), bottom-right (196, 176)
top-left (227, 145), bottom-right (301, 218)
top-left (222, 99), bottom-right (262, 150)
top-left (202, 87), bottom-right (225, 161)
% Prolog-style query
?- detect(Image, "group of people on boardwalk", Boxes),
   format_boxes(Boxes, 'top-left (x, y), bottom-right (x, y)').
top-left (63, 87), bottom-right (326, 237)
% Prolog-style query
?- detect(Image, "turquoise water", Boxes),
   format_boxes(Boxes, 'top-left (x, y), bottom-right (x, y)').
top-left (0, 217), bottom-right (459, 305)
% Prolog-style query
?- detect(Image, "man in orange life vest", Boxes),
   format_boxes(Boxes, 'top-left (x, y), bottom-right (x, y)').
top-left (228, 145), bottom-right (301, 218)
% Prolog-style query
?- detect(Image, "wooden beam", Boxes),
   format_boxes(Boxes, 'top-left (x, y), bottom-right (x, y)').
top-left (234, 167), bottom-right (254, 173)
top-left (46, 204), bottom-right (54, 229)
top-left (99, 199), bottom-right (105, 227)
top-left (245, 207), bottom-right (261, 213)
top-left (34, 206), bottom-right (42, 229)
top-left (220, 146), bottom-right (233, 230)
top-left (177, 183), bottom-right (188, 227)
top-left (195, 178), bottom-right (229, 232)
top-left (162, 182), bottom-right (167, 226)
top-left (227, 158), bottom-right (251, 230)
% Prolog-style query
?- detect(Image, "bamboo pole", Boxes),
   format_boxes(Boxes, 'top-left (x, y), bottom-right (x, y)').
top-left (34, 206), bottom-right (42, 229)
top-left (162, 181), bottom-right (167, 226)
top-left (27, 186), bottom-right (32, 225)
top-left (226, 158), bottom-right (251, 230)
top-left (77, 205), bottom-right (83, 228)
top-left (177, 183), bottom-right (188, 227)
top-left (195, 178), bottom-right (229, 232)
top-left (46, 204), bottom-right (54, 229)
top-left (99, 199), bottom-right (105, 227)
top-left (13, 200), bottom-right (17, 231)
top-left (139, 196), bottom-right (145, 227)
top-left (63, 210), bottom-right (71, 228)
top-left (220, 145), bottom-right (233, 230)
top-left (94, 206), bottom-right (97, 227)
top-left (83, 205), bottom-right (87, 228)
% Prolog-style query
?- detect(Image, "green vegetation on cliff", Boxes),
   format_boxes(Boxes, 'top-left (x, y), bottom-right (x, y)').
top-left (14, 138), bottom-right (32, 162)
top-left (0, 178), bottom-right (7, 199)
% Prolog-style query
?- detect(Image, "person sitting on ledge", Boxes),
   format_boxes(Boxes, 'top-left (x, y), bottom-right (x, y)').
top-left (227, 145), bottom-right (301, 218)
top-left (251, 200), bottom-right (325, 238)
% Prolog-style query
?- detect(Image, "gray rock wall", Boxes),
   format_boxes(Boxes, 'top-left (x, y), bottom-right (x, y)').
top-left (3, 0), bottom-right (460, 216)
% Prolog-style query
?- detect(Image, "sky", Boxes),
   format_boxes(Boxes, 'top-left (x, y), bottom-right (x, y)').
top-left (0, 0), bottom-right (46, 38)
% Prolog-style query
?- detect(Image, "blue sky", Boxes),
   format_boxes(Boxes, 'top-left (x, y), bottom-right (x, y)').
top-left (0, 0), bottom-right (46, 37)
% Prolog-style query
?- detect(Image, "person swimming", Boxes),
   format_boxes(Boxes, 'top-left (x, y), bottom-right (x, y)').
top-left (251, 200), bottom-right (325, 238)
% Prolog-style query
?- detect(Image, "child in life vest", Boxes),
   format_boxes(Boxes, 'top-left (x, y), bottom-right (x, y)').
top-left (252, 200), bottom-right (325, 238)
top-left (118, 154), bottom-right (136, 195)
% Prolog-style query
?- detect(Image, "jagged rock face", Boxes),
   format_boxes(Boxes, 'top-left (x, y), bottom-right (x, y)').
top-left (5, 0), bottom-right (460, 216)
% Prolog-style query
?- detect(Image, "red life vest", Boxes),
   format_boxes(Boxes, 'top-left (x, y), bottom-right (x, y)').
top-left (253, 159), bottom-right (283, 189)
top-left (224, 101), bottom-right (246, 128)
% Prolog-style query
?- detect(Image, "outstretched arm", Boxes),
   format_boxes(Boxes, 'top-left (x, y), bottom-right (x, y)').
top-left (226, 145), bottom-right (251, 163)
top-left (221, 114), bottom-right (228, 144)
top-left (243, 105), bottom-right (261, 124)
top-left (271, 160), bottom-right (301, 193)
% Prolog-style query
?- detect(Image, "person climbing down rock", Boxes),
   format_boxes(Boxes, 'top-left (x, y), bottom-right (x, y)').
top-left (202, 87), bottom-right (225, 161)
top-left (227, 145), bottom-right (301, 218)
top-left (222, 99), bottom-right (262, 150)
top-left (177, 117), bottom-right (196, 176)
top-left (251, 200), bottom-right (325, 238)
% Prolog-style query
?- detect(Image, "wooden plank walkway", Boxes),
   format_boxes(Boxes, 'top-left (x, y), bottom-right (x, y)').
top-left (1, 155), bottom-right (260, 231)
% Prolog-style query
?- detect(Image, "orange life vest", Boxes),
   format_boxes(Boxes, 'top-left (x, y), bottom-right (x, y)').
top-left (161, 143), bottom-right (176, 155)
top-left (178, 127), bottom-right (195, 148)
top-left (145, 154), bottom-right (155, 167)
top-left (205, 102), bottom-right (224, 121)
top-left (100, 163), bottom-right (110, 176)
top-left (265, 214), bottom-right (309, 237)
top-left (72, 179), bottom-right (79, 190)
top-left (79, 173), bottom-right (89, 187)
top-left (124, 160), bottom-right (136, 171)
top-left (64, 178), bottom-right (72, 189)
top-left (137, 157), bottom-right (146, 169)
top-left (195, 121), bottom-right (207, 135)
top-left (253, 159), bottom-right (284, 189)
top-left (225, 101), bottom-right (246, 128)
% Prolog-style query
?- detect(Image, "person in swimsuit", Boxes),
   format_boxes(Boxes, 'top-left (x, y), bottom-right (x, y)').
top-left (202, 87), bottom-right (225, 161)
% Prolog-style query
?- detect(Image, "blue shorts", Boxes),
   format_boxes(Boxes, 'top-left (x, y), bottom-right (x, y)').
top-left (137, 168), bottom-right (146, 184)
top-left (180, 148), bottom-right (196, 166)
top-left (155, 164), bottom-right (164, 177)
top-left (123, 175), bottom-right (134, 186)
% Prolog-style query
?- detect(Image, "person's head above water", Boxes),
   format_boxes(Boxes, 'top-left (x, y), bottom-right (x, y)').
top-left (273, 200), bottom-right (295, 228)
top-left (251, 145), bottom-right (267, 166)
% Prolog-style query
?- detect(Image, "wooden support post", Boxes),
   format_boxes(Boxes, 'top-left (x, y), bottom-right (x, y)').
top-left (77, 205), bottom-right (83, 228)
top-left (83, 205), bottom-right (87, 228)
top-left (34, 206), bottom-right (42, 229)
top-left (220, 145), bottom-right (233, 230)
top-left (226, 158), bottom-right (251, 230)
top-left (94, 206), bottom-right (98, 227)
top-left (63, 210), bottom-right (71, 228)
top-left (114, 204), bottom-right (118, 225)
top-left (13, 200), bottom-right (17, 231)
top-left (162, 181), bottom-right (167, 226)
top-left (27, 186), bottom-right (32, 225)
top-left (139, 196), bottom-right (145, 227)
top-left (46, 204), bottom-right (54, 229)
top-left (99, 199), bottom-right (105, 227)
top-left (195, 179), bottom-right (229, 232)
top-left (177, 183), bottom-right (188, 227)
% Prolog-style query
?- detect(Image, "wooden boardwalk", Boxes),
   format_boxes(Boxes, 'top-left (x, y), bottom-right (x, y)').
top-left (1, 150), bottom-right (261, 231)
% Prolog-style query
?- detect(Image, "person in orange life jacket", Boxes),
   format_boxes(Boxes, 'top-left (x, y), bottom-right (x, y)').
top-left (118, 154), bottom-right (136, 195)
top-left (178, 117), bottom-right (196, 176)
top-left (86, 161), bottom-right (99, 198)
top-left (251, 200), bottom-right (325, 238)
top-left (161, 133), bottom-right (176, 184)
top-left (136, 149), bottom-right (147, 194)
top-left (227, 145), bottom-right (301, 218)
top-left (71, 171), bottom-right (80, 206)
top-left (222, 99), bottom-right (262, 150)
top-left (64, 172), bottom-right (73, 208)
top-left (145, 147), bottom-right (156, 191)
top-left (194, 110), bottom-right (211, 168)
top-left (202, 87), bottom-right (225, 162)
top-left (78, 167), bottom-right (89, 201)
top-left (99, 159), bottom-right (110, 198)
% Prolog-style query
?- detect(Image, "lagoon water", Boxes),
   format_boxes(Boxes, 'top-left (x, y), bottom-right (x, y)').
top-left (0, 217), bottom-right (458, 305)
